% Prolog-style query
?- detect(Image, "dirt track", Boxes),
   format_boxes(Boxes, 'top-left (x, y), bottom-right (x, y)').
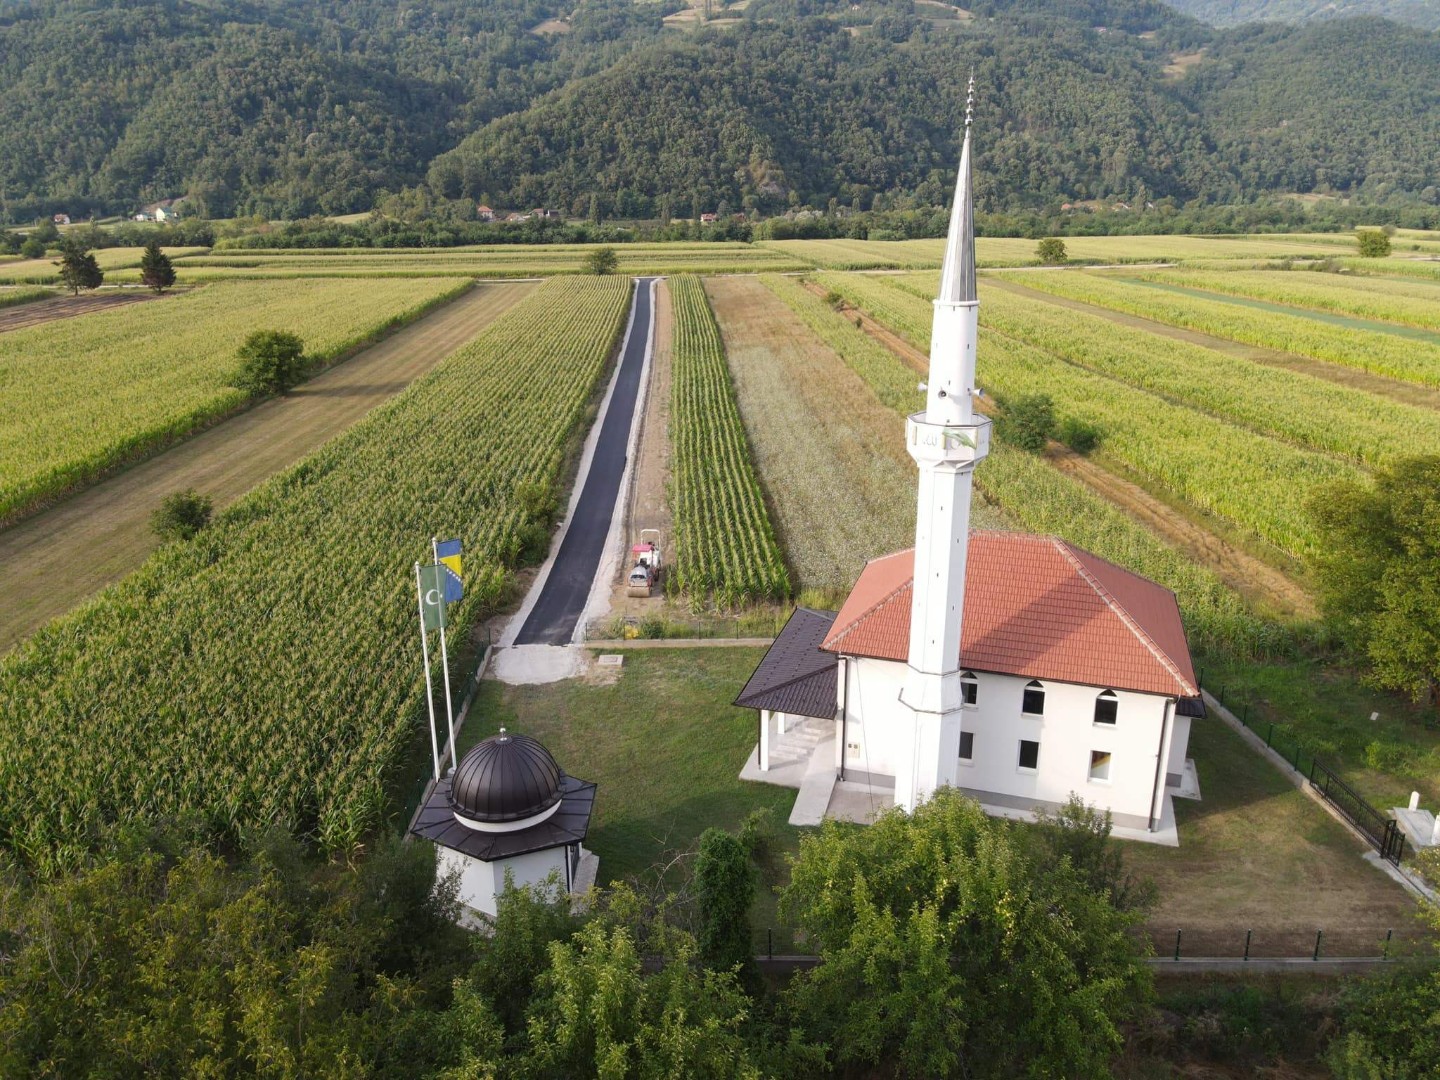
top-left (0, 289), bottom-right (165, 333)
top-left (808, 281), bottom-right (1317, 619)
top-left (0, 282), bottom-right (533, 651)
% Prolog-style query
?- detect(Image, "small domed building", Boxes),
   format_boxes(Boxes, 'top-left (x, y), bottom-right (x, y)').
top-left (412, 729), bottom-right (597, 918)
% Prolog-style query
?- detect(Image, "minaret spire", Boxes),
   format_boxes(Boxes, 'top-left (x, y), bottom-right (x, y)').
top-left (894, 74), bottom-right (991, 812)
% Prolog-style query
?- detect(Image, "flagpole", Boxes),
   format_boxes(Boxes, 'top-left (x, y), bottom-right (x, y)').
top-left (433, 536), bottom-right (458, 773)
top-left (415, 560), bottom-right (441, 782)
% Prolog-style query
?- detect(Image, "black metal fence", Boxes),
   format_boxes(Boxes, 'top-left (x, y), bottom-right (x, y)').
top-left (1203, 678), bottom-right (1406, 866)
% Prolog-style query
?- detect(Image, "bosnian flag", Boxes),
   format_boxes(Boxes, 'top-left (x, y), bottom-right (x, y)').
top-left (436, 538), bottom-right (463, 602)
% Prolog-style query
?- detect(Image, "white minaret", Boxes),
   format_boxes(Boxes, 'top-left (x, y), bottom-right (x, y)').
top-left (895, 78), bottom-right (992, 812)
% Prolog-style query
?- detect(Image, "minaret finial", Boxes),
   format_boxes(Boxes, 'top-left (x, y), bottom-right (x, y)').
top-left (965, 70), bottom-right (975, 130)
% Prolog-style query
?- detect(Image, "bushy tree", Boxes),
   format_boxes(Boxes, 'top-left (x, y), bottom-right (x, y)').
top-left (1036, 236), bottom-right (1067, 264)
top-left (139, 240), bottom-right (176, 293)
top-left (584, 246), bottom-right (618, 275)
top-left (1002, 393), bottom-right (1057, 453)
top-left (1357, 229), bottom-right (1392, 257)
top-left (19, 237), bottom-right (44, 259)
top-left (779, 789), bottom-right (1151, 1079)
top-left (693, 827), bottom-right (755, 974)
top-left (55, 243), bottom-right (103, 295)
top-left (1307, 455), bottom-right (1440, 706)
top-left (150, 488), bottom-right (213, 541)
top-left (230, 329), bottom-right (306, 397)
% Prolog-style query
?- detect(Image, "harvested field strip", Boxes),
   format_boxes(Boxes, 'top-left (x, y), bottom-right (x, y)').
top-left (1126, 268), bottom-right (1440, 332)
top-left (668, 276), bottom-right (789, 603)
top-left (710, 276), bottom-right (1003, 593)
top-left (1006, 270), bottom-right (1440, 387)
top-left (0, 277), bottom-right (633, 865)
top-left (816, 272), bottom-right (1357, 560)
top-left (755, 275), bottom-right (1268, 654)
top-left (0, 282), bottom-right (535, 652)
top-left (886, 276), bottom-right (1440, 469)
top-left (0, 277), bottom-right (468, 523)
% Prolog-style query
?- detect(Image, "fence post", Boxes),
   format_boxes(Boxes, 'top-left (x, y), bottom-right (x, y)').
top-left (1174, 929), bottom-right (1182, 961)
top-left (1293, 744), bottom-right (1302, 771)
top-left (1309, 758), bottom-right (1317, 783)
top-left (1241, 703), bottom-right (1249, 727)
top-left (1383, 929), bottom-right (1393, 961)
top-left (1243, 929), bottom-right (1252, 962)
top-left (1313, 929), bottom-right (1323, 961)
top-left (1265, 723), bottom-right (1274, 748)
top-left (768, 928), bottom-right (773, 961)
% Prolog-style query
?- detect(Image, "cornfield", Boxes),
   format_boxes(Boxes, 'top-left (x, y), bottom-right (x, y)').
top-left (0, 276), bottom-right (632, 869)
top-left (816, 272), bottom-right (1359, 559)
top-left (0, 277), bottom-right (468, 522)
top-left (1008, 270), bottom-right (1440, 388)
top-left (668, 275), bottom-right (789, 604)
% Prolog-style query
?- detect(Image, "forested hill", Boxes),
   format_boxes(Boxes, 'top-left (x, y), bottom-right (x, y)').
top-left (1, 0), bottom-right (1438, 221)
top-left (1160, 0), bottom-right (1440, 31)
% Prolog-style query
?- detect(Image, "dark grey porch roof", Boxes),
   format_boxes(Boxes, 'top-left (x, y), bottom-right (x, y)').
top-left (733, 607), bottom-right (839, 720)
top-left (412, 774), bottom-right (595, 861)
top-left (1176, 695), bottom-right (1207, 719)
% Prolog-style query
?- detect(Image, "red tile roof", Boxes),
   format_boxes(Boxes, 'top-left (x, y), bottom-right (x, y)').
top-left (820, 533), bottom-right (1197, 698)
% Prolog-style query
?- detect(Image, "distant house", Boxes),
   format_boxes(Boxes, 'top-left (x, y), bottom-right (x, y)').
top-left (52, 213), bottom-right (70, 226)
top-left (699, 212), bottom-right (718, 225)
top-left (506, 212), bottom-right (529, 223)
top-left (133, 212), bottom-right (154, 222)
top-left (476, 204), bottom-right (495, 221)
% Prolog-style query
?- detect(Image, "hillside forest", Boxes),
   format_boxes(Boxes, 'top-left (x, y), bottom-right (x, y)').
top-left (1, 0), bottom-right (1439, 223)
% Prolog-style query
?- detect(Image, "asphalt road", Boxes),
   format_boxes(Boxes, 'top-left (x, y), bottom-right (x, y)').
top-left (515, 278), bottom-right (654, 645)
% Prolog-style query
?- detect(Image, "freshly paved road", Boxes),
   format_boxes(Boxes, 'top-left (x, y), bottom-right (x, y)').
top-left (516, 278), bottom-right (654, 645)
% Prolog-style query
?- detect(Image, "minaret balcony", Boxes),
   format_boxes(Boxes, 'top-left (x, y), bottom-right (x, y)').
top-left (906, 413), bottom-right (991, 469)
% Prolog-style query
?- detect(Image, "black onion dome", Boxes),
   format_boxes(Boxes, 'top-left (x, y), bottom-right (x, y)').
top-left (450, 731), bottom-right (564, 824)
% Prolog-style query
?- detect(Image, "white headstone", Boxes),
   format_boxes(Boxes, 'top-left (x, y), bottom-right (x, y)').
top-left (1432, 815), bottom-right (1440, 846)
top-left (1370, 712), bottom-right (1380, 722)
top-left (1410, 791), bottom-right (1422, 812)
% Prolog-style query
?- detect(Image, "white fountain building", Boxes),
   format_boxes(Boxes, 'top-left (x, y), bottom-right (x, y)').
top-left (737, 87), bottom-right (1201, 843)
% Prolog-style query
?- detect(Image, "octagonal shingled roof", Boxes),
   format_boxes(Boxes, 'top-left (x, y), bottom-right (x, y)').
top-left (819, 533), bottom-right (1198, 698)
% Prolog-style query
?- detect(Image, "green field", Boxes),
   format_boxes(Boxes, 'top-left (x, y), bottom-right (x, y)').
top-left (145, 242), bottom-right (807, 280)
top-left (761, 234), bottom-right (1359, 270)
top-left (0, 277), bottom-right (467, 522)
top-left (1007, 268), bottom-right (1440, 387)
top-left (0, 276), bottom-right (633, 866)
top-left (0, 246), bottom-right (208, 284)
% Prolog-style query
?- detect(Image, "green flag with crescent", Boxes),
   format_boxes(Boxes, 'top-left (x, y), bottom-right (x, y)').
top-left (419, 564), bottom-right (447, 631)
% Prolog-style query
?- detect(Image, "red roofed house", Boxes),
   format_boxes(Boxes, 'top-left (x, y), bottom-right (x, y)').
top-left (737, 100), bottom-right (1198, 842)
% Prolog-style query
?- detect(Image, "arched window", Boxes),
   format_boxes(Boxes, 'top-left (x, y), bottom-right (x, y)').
top-left (1094, 690), bottom-right (1118, 726)
top-left (960, 670), bottom-right (978, 707)
top-left (1021, 680), bottom-right (1045, 716)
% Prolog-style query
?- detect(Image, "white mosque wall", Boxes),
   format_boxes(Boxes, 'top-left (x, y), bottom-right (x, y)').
top-left (839, 658), bottom-right (1184, 831)
top-left (437, 845), bottom-right (572, 918)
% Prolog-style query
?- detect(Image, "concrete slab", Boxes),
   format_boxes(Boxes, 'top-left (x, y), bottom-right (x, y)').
top-left (1393, 806), bottom-right (1437, 849)
top-left (491, 645), bottom-right (586, 685)
top-left (825, 782), bottom-right (889, 824)
top-left (972, 791), bottom-right (1180, 847)
top-left (1174, 757), bottom-right (1202, 801)
top-left (788, 736), bottom-right (837, 826)
top-left (739, 744), bottom-right (807, 789)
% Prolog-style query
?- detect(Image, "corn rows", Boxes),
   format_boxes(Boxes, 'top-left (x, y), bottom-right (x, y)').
top-left (0, 276), bottom-right (633, 870)
top-left (0, 276), bottom-right (467, 521)
top-left (667, 276), bottom-right (789, 605)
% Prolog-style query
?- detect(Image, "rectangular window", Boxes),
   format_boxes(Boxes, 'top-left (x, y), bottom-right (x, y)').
top-left (959, 731), bottom-right (974, 761)
top-left (1094, 696), bottom-right (1118, 725)
top-left (1018, 739), bottom-right (1039, 771)
top-left (1022, 685), bottom-right (1045, 716)
top-left (961, 675), bottom-right (978, 706)
top-left (1089, 750), bottom-right (1112, 782)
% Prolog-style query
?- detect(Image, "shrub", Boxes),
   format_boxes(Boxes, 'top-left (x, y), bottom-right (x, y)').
top-left (1357, 230), bottom-right (1391, 257)
top-left (583, 246), bottom-right (618, 275)
top-left (19, 237), bottom-right (45, 259)
top-left (1035, 237), bottom-right (1067, 265)
top-left (150, 489), bottom-right (213, 541)
top-left (1001, 393), bottom-right (1056, 453)
top-left (230, 330), bottom-right (306, 397)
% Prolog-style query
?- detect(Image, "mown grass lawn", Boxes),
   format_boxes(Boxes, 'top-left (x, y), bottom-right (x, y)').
top-left (462, 647), bottom-right (802, 885)
top-left (1122, 718), bottom-right (1422, 958)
